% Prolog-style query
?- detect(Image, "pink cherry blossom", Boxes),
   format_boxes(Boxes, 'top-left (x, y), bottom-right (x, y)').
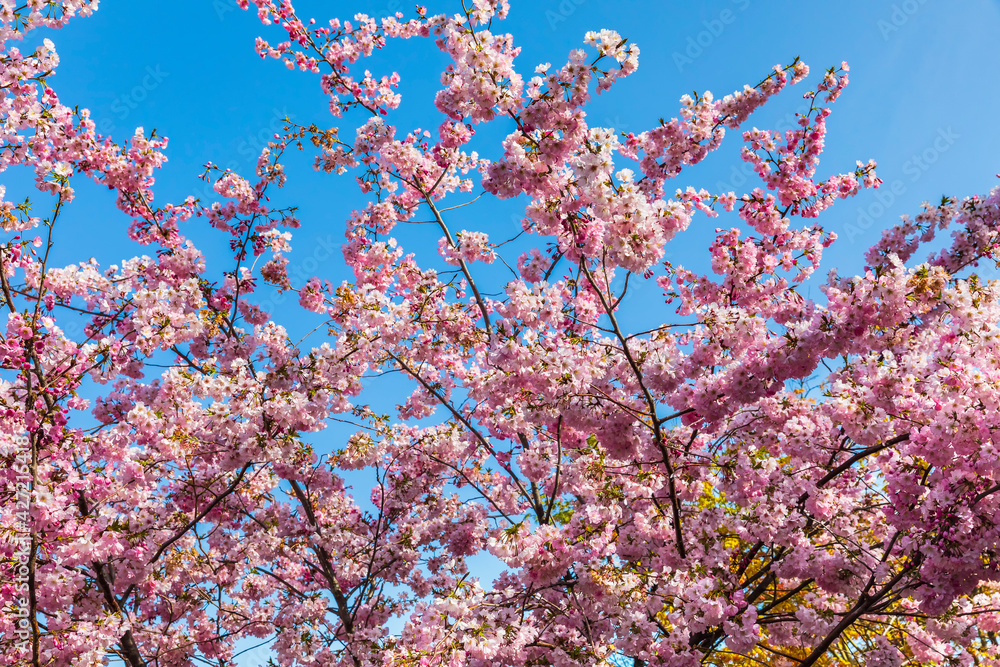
top-left (2, 3), bottom-right (1000, 667)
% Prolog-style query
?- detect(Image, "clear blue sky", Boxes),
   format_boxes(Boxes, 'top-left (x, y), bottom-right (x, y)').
top-left (14, 1), bottom-right (1000, 664)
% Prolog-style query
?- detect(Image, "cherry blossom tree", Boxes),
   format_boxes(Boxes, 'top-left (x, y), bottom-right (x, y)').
top-left (2, 1), bottom-right (1000, 666)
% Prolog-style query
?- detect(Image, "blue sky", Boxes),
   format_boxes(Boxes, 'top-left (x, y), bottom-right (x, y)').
top-left (12, 1), bottom-right (1000, 664)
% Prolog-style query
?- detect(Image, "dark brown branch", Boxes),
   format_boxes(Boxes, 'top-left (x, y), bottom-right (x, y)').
top-left (802, 433), bottom-right (910, 503)
top-left (416, 181), bottom-right (492, 338)
top-left (797, 559), bottom-right (917, 667)
top-left (288, 478), bottom-right (361, 667)
top-left (576, 257), bottom-right (687, 558)
top-left (147, 463), bottom-right (252, 565)
top-left (77, 492), bottom-right (145, 667)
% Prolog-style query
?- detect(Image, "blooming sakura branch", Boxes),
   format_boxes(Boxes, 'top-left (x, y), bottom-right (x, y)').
top-left (0, 1), bottom-right (999, 666)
